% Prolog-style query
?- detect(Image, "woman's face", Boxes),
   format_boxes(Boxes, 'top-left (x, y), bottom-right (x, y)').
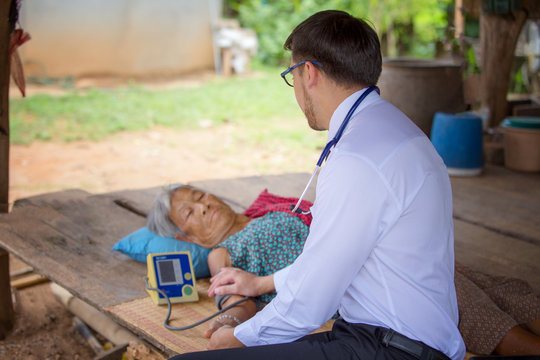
top-left (169, 187), bottom-right (236, 248)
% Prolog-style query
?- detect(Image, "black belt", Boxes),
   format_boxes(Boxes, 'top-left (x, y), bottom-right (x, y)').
top-left (380, 328), bottom-right (450, 360)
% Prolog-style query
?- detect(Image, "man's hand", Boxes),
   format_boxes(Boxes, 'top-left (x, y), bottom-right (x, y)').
top-left (207, 326), bottom-right (245, 350)
top-left (208, 267), bottom-right (275, 298)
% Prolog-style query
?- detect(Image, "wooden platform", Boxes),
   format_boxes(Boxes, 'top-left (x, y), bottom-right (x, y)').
top-left (0, 173), bottom-right (317, 356)
top-left (451, 165), bottom-right (539, 292)
top-left (0, 167), bottom-right (538, 356)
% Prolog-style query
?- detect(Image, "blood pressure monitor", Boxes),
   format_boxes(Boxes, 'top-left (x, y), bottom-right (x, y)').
top-left (145, 251), bottom-right (198, 305)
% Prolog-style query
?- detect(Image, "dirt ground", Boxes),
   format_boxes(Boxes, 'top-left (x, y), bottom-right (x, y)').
top-left (0, 78), bottom-right (318, 359)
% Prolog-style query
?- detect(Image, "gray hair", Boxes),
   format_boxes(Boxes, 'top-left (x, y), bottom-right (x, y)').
top-left (147, 184), bottom-right (193, 238)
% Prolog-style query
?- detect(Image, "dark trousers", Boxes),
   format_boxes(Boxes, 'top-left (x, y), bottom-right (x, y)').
top-left (169, 320), bottom-right (435, 360)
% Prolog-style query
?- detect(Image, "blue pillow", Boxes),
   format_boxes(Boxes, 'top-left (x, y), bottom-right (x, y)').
top-left (112, 227), bottom-right (211, 278)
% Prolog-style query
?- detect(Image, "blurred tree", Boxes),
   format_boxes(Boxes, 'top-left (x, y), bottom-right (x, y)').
top-left (224, 0), bottom-right (453, 65)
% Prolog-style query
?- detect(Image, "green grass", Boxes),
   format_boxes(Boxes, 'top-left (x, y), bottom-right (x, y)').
top-left (9, 67), bottom-right (326, 153)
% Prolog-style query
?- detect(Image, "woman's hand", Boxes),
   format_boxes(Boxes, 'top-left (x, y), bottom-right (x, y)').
top-left (208, 267), bottom-right (275, 298)
top-left (204, 314), bottom-right (239, 339)
top-left (207, 326), bottom-right (245, 350)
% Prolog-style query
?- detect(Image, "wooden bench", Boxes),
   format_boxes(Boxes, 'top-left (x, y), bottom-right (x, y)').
top-left (0, 167), bottom-right (538, 357)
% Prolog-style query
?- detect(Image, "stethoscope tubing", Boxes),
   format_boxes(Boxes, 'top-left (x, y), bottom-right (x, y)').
top-left (291, 86), bottom-right (379, 215)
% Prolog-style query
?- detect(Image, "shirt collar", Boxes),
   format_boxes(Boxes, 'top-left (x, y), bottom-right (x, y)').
top-left (327, 87), bottom-right (378, 142)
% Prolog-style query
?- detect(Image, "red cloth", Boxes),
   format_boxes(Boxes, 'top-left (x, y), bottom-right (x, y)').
top-left (242, 189), bottom-right (313, 227)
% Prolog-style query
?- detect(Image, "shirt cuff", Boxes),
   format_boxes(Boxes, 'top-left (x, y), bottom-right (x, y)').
top-left (233, 266), bottom-right (292, 346)
top-left (234, 318), bottom-right (259, 346)
top-left (273, 265), bottom-right (291, 293)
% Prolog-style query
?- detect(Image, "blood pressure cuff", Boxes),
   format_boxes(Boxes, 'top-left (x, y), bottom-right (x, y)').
top-left (215, 294), bottom-right (264, 311)
top-left (215, 294), bottom-right (233, 310)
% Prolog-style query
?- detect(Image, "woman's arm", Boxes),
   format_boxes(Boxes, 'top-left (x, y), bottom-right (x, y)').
top-left (207, 247), bottom-right (232, 275)
top-left (205, 248), bottom-right (257, 339)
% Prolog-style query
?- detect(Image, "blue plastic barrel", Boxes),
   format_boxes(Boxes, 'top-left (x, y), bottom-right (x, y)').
top-left (430, 112), bottom-right (484, 176)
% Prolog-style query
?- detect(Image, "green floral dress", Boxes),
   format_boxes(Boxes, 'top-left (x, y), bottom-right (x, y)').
top-left (216, 211), bottom-right (309, 303)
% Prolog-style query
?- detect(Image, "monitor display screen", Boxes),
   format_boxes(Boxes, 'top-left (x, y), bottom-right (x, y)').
top-left (157, 259), bottom-right (184, 286)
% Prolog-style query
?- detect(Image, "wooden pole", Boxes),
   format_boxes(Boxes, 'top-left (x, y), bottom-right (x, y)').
top-left (0, 0), bottom-right (14, 339)
top-left (479, 10), bottom-right (527, 128)
top-left (0, 249), bottom-right (14, 339)
top-left (0, 0), bottom-right (10, 213)
top-left (454, 0), bottom-right (465, 40)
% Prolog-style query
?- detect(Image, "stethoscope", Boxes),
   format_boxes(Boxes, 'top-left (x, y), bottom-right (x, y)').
top-left (291, 85), bottom-right (380, 215)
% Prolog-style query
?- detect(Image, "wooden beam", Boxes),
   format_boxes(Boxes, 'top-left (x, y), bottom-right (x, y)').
top-left (11, 273), bottom-right (49, 289)
top-left (0, 0), bottom-right (10, 213)
top-left (0, 0), bottom-right (14, 339)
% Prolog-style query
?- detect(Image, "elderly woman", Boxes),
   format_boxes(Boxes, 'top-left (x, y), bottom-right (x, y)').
top-left (148, 185), bottom-right (540, 355)
top-left (147, 185), bottom-right (313, 338)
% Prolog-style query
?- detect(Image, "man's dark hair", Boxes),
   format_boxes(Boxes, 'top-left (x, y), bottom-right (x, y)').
top-left (284, 10), bottom-right (382, 88)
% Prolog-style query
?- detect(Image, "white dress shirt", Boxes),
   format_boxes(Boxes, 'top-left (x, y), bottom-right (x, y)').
top-left (234, 88), bottom-right (466, 360)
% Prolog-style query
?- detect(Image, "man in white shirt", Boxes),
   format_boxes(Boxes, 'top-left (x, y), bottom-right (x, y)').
top-left (170, 9), bottom-right (465, 360)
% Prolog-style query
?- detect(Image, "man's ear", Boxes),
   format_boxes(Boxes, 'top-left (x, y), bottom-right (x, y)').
top-left (304, 61), bottom-right (320, 89)
top-left (174, 233), bottom-right (196, 243)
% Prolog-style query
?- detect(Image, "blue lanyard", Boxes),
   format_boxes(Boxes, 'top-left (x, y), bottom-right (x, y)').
top-left (316, 85), bottom-right (379, 166)
top-left (292, 85), bottom-right (379, 214)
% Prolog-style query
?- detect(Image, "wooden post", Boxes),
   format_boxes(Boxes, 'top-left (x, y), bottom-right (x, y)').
top-left (479, 10), bottom-right (527, 128)
top-left (0, 249), bottom-right (14, 339)
top-left (0, 0), bottom-right (14, 339)
top-left (221, 47), bottom-right (232, 76)
top-left (454, 0), bottom-right (465, 40)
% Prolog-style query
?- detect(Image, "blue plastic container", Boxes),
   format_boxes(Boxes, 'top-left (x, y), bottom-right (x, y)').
top-left (430, 112), bottom-right (484, 176)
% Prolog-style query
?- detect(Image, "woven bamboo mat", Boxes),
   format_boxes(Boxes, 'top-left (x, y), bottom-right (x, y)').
top-left (107, 279), bottom-right (215, 354)
top-left (108, 278), bottom-right (335, 355)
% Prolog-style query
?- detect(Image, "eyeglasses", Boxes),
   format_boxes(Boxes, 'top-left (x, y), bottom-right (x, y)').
top-left (280, 60), bottom-right (323, 87)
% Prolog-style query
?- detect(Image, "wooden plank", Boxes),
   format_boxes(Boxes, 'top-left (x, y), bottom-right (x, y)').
top-left (0, 194), bottom-right (148, 309)
top-left (10, 273), bottom-right (49, 289)
top-left (454, 217), bottom-right (540, 294)
top-left (101, 186), bottom-right (164, 217)
top-left (451, 165), bottom-right (540, 245)
top-left (13, 188), bottom-right (91, 206)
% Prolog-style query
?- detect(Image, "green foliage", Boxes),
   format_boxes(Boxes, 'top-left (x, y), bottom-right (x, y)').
top-left (512, 69), bottom-right (527, 94)
top-left (226, 0), bottom-right (453, 64)
top-left (509, 57), bottom-right (530, 94)
top-left (465, 46), bottom-right (480, 75)
top-left (227, 0), bottom-right (369, 65)
top-left (406, 1), bottom-right (452, 57)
